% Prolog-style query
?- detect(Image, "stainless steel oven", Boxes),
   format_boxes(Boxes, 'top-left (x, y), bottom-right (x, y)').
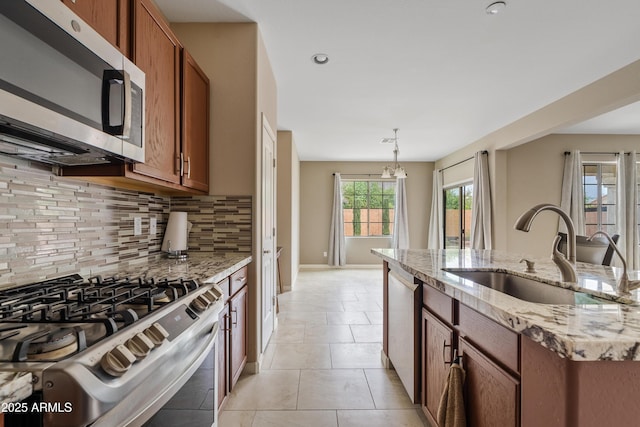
top-left (143, 343), bottom-right (218, 427)
top-left (0, 0), bottom-right (145, 166)
top-left (0, 275), bottom-right (222, 427)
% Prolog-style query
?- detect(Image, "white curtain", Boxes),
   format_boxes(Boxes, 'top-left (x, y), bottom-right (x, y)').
top-left (393, 177), bottom-right (410, 249)
top-left (559, 150), bottom-right (585, 235)
top-left (616, 151), bottom-right (639, 269)
top-left (427, 170), bottom-right (443, 249)
top-left (328, 173), bottom-right (346, 266)
top-left (470, 151), bottom-right (492, 250)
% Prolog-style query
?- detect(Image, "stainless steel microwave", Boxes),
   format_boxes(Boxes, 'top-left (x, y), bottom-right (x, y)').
top-left (0, 0), bottom-right (145, 166)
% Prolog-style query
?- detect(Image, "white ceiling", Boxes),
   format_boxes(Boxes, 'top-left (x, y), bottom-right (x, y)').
top-left (154, 0), bottom-right (640, 161)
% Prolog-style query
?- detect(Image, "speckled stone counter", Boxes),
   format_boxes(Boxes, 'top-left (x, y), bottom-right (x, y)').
top-left (92, 252), bottom-right (252, 285)
top-left (0, 372), bottom-right (32, 405)
top-left (373, 248), bottom-right (640, 361)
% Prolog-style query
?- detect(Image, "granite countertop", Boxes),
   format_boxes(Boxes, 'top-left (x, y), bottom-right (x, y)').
top-left (0, 372), bottom-right (32, 405)
top-left (92, 252), bottom-right (252, 285)
top-left (373, 248), bottom-right (640, 362)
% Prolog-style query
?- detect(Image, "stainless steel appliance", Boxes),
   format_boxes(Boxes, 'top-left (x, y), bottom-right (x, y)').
top-left (0, 0), bottom-right (145, 166)
top-left (0, 274), bottom-right (222, 427)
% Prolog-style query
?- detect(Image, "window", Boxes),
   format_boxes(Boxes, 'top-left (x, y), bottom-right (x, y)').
top-left (582, 161), bottom-right (640, 236)
top-left (444, 183), bottom-right (473, 249)
top-left (582, 163), bottom-right (617, 236)
top-left (342, 180), bottom-right (395, 237)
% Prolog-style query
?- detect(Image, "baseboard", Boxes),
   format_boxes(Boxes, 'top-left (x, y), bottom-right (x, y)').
top-left (299, 264), bottom-right (382, 270)
top-left (244, 361), bottom-right (260, 374)
top-left (381, 349), bottom-right (392, 369)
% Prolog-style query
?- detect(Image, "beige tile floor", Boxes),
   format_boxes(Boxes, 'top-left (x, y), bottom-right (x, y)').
top-left (219, 268), bottom-right (428, 427)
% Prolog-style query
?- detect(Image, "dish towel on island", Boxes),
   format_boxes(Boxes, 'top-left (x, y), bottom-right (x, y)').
top-left (437, 361), bottom-right (466, 427)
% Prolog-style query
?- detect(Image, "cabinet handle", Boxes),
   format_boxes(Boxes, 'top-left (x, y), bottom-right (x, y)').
top-left (443, 340), bottom-right (452, 365)
top-left (222, 313), bottom-right (230, 332)
top-left (231, 308), bottom-right (238, 326)
top-left (187, 156), bottom-right (191, 179)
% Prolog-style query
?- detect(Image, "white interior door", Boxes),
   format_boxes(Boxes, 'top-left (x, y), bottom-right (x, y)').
top-left (261, 114), bottom-right (276, 352)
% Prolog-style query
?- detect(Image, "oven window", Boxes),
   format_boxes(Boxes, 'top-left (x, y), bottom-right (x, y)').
top-left (143, 345), bottom-right (216, 426)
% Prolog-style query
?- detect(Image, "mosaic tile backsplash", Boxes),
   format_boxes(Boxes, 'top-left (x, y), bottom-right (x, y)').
top-left (171, 196), bottom-right (252, 253)
top-left (0, 157), bottom-right (252, 288)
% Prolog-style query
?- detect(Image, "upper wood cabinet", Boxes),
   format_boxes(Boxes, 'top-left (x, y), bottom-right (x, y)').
top-left (61, 0), bottom-right (210, 195)
top-left (61, 0), bottom-right (130, 57)
top-left (131, 0), bottom-right (181, 186)
top-left (181, 49), bottom-right (210, 192)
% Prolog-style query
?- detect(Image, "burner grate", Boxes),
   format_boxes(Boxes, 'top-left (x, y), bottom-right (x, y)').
top-left (0, 274), bottom-right (201, 361)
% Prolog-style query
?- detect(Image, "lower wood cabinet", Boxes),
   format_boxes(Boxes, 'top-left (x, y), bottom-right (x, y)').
top-left (216, 267), bottom-right (248, 409)
top-left (459, 337), bottom-right (520, 427)
top-left (216, 303), bottom-right (229, 409)
top-left (421, 308), bottom-right (454, 426)
top-left (229, 285), bottom-right (248, 387)
top-left (420, 283), bottom-right (521, 427)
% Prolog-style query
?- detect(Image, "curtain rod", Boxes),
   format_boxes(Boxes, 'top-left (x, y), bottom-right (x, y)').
top-left (439, 150), bottom-right (488, 173)
top-left (332, 173), bottom-right (382, 176)
top-left (564, 151), bottom-right (623, 155)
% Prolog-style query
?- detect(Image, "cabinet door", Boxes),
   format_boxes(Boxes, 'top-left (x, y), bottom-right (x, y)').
top-left (422, 309), bottom-right (455, 425)
top-left (217, 304), bottom-right (229, 409)
top-left (181, 49), bottom-right (209, 192)
top-left (229, 285), bottom-right (248, 389)
top-left (132, 0), bottom-right (181, 185)
top-left (61, 0), bottom-right (130, 56)
top-left (459, 337), bottom-right (520, 427)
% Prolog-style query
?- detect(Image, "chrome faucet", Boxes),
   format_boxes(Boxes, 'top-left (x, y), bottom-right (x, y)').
top-left (514, 203), bottom-right (577, 283)
top-left (588, 231), bottom-right (640, 295)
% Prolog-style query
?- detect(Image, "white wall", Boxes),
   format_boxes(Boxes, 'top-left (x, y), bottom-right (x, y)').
top-left (277, 131), bottom-right (300, 290)
top-left (300, 161), bottom-right (434, 265)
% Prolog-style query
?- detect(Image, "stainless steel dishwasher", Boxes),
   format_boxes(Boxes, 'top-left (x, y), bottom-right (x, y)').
top-left (387, 266), bottom-right (421, 403)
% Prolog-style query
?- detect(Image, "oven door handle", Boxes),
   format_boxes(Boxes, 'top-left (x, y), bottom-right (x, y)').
top-left (210, 321), bottom-right (219, 338)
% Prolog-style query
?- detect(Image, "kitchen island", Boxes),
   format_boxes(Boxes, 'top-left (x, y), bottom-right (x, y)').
top-left (373, 248), bottom-right (640, 427)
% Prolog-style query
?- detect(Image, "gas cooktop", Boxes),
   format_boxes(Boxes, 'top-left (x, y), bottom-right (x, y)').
top-left (0, 272), bottom-right (224, 427)
top-left (0, 274), bottom-right (202, 362)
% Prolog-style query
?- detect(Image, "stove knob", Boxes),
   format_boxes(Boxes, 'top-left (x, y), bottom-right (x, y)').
top-left (144, 323), bottom-right (169, 346)
top-left (202, 290), bottom-right (218, 303)
top-left (126, 332), bottom-right (155, 360)
top-left (190, 295), bottom-right (211, 313)
top-left (101, 344), bottom-right (136, 377)
top-left (210, 284), bottom-right (224, 301)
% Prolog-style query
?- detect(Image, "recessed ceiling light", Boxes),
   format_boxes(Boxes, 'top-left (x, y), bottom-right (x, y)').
top-left (311, 53), bottom-right (329, 65)
top-left (486, 1), bottom-right (506, 15)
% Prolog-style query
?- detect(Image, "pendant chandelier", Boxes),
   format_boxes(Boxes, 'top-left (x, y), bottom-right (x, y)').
top-left (381, 128), bottom-right (407, 179)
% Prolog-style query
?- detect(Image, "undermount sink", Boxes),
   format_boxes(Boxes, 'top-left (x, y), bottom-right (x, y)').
top-left (443, 269), bottom-right (608, 305)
